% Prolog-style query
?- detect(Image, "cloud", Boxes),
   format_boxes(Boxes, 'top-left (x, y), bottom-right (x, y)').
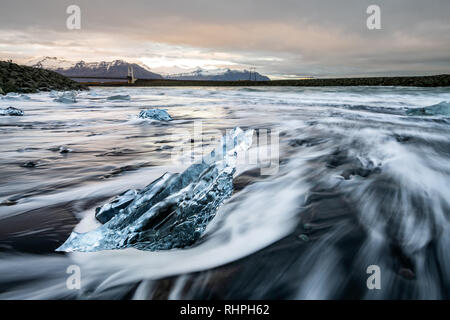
top-left (1, 0), bottom-right (449, 77)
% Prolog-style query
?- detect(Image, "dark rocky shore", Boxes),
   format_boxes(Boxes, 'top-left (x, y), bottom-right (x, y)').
top-left (268, 74), bottom-right (450, 87)
top-left (0, 61), bottom-right (87, 95)
top-left (84, 74), bottom-right (450, 87)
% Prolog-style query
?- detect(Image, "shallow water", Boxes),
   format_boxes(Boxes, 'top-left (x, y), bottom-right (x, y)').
top-left (0, 86), bottom-right (449, 299)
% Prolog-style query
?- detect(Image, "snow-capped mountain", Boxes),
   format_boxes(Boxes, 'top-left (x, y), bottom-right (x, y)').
top-left (26, 58), bottom-right (270, 81)
top-left (27, 57), bottom-right (163, 79)
top-left (27, 57), bottom-right (75, 70)
top-left (166, 67), bottom-right (270, 81)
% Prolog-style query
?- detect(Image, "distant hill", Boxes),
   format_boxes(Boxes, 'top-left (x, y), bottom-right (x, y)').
top-left (0, 60), bottom-right (87, 94)
top-left (27, 57), bottom-right (163, 80)
top-left (165, 68), bottom-right (270, 81)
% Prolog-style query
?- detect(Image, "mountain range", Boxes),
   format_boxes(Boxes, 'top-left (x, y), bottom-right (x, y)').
top-left (165, 67), bottom-right (270, 81)
top-left (26, 57), bottom-right (270, 81)
top-left (28, 57), bottom-right (162, 79)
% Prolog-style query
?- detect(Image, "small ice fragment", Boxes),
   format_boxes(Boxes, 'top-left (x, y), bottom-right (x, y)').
top-left (106, 94), bottom-right (130, 101)
top-left (0, 107), bottom-right (24, 116)
top-left (138, 109), bottom-right (172, 121)
top-left (1, 93), bottom-right (30, 101)
top-left (54, 91), bottom-right (77, 103)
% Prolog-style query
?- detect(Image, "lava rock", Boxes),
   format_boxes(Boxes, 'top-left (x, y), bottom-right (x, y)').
top-left (21, 161), bottom-right (38, 168)
top-left (0, 60), bottom-right (87, 95)
top-left (398, 268), bottom-right (415, 280)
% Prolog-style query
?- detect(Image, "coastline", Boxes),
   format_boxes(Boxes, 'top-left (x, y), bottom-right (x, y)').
top-left (0, 61), bottom-right (87, 95)
top-left (85, 74), bottom-right (450, 88)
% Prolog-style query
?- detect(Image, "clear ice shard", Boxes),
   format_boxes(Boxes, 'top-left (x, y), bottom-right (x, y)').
top-left (57, 127), bottom-right (254, 252)
top-left (53, 91), bottom-right (77, 103)
top-left (138, 109), bottom-right (172, 121)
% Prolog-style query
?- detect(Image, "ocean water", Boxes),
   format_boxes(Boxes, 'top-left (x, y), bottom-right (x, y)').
top-left (0, 86), bottom-right (449, 299)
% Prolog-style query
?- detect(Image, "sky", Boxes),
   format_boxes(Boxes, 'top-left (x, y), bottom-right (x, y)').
top-left (0, 0), bottom-right (449, 78)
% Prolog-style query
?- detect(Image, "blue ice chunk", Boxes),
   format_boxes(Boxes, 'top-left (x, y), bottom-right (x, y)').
top-left (57, 127), bottom-right (254, 252)
top-left (54, 91), bottom-right (77, 103)
top-left (0, 107), bottom-right (24, 116)
top-left (138, 109), bottom-right (172, 121)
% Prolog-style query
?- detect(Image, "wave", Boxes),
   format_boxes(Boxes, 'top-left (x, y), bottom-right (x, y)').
top-left (407, 101), bottom-right (450, 116)
top-left (1, 93), bottom-right (31, 101)
top-left (1, 86), bottom-right (450, 299)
